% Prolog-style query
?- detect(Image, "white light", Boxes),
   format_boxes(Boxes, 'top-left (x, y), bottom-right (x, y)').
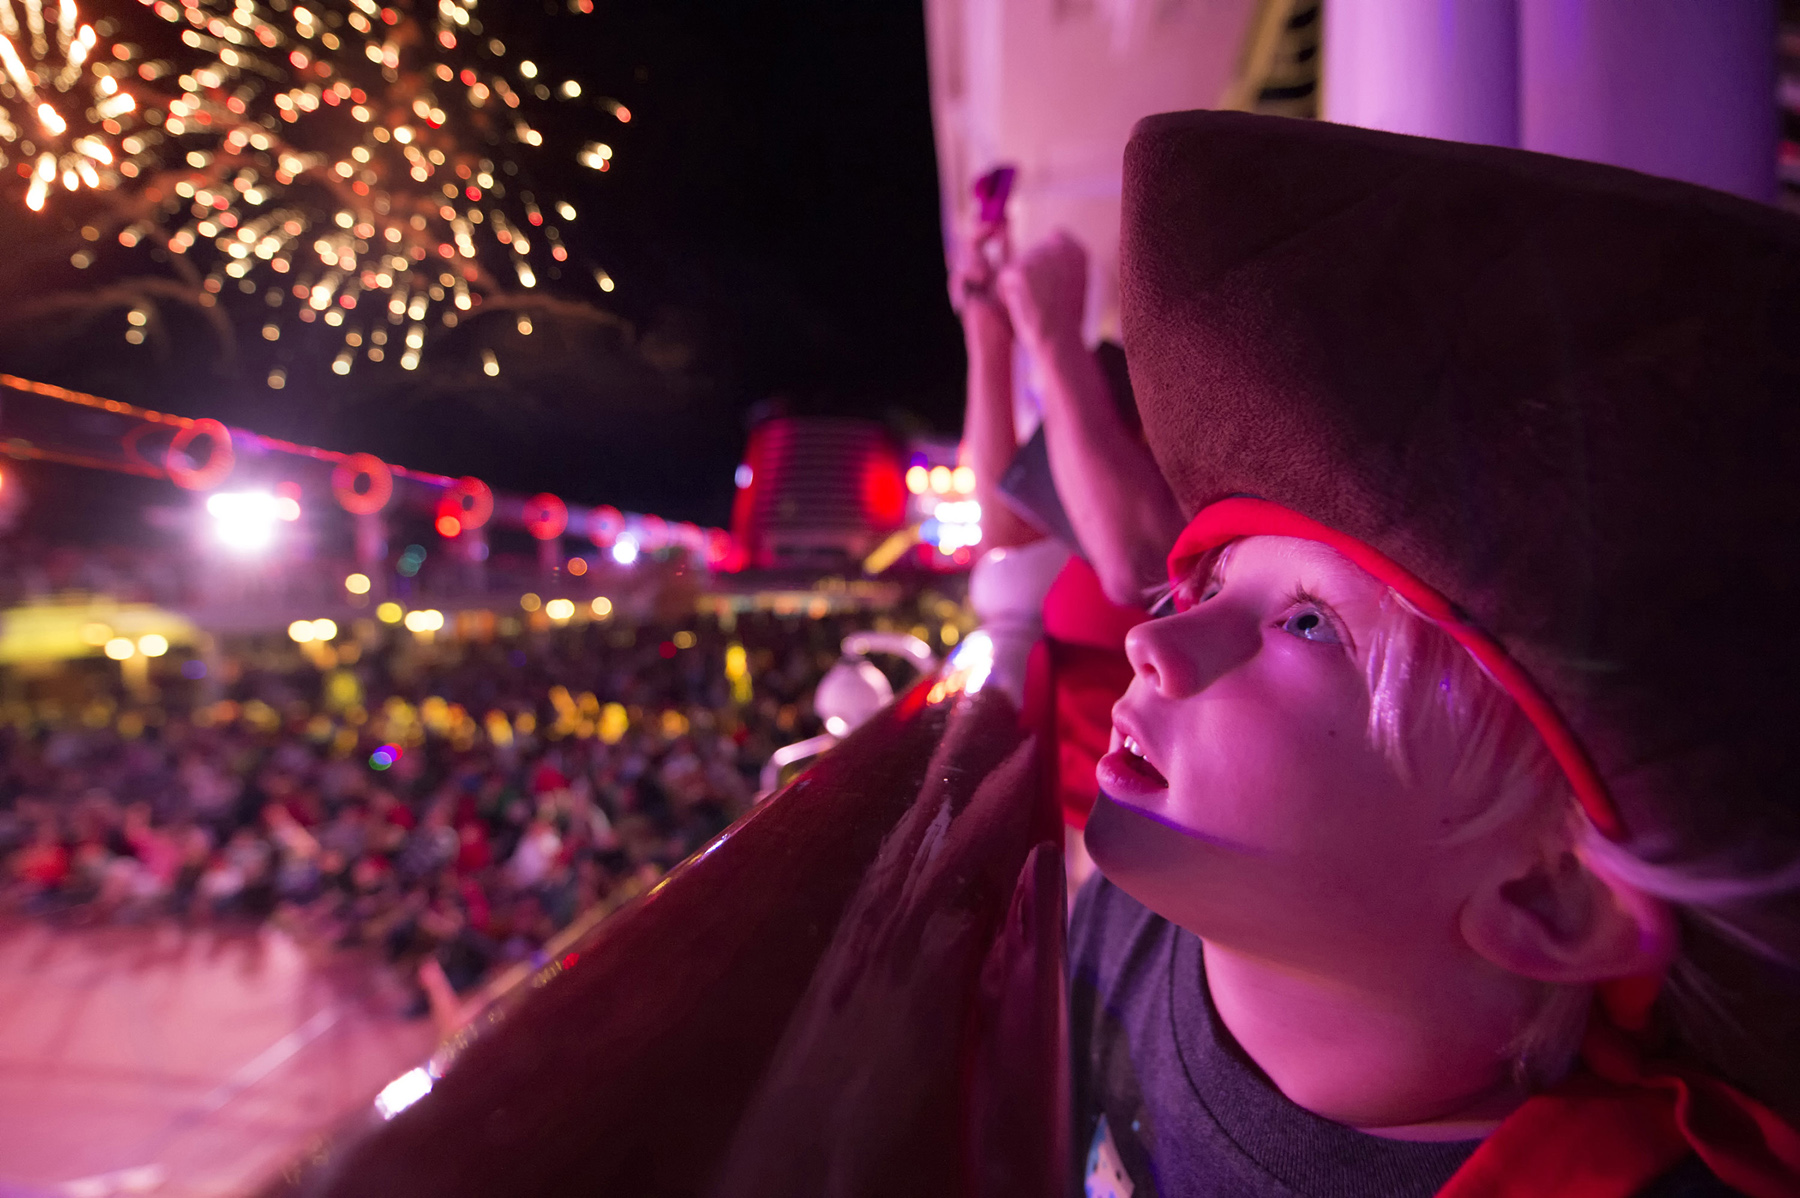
top-left (923, 496), bottom-right (985, 553)
top-left (948, 630), bottom-right (994, 695)
top-left (288, 620), bottom-right (316, 644)
top-left (310, 618), bottom-right (338, 641)
top-left (734, 463), bottom-right (753, 489)
top-left (374, 1067), bottom-right (433, 1120)
top-left (611, 536), bottom-right (639, 565)
top-left (544, 598), bottom-right (576, 620)
top-left (137, 634), bottom-right (170, 657)
top-left (403, 609), bottom-right (444, 633)
top-left (933, 523), bottom-right (983, 553)
top-left (933, 500), bottom-right (981, 524)
top-left (104, 637), bottom-right (136, 661)
top-left (206, 492), bottom-right (283, 553)
top-left (824, 715), bottom-right (848, 737)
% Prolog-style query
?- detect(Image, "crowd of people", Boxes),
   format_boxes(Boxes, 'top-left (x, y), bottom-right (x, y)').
top-left (0, 607), bottom-right (919, 1016)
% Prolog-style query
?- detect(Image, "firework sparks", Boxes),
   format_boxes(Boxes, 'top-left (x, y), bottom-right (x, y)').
top-left (15, 0), bottom-right (626, 373)
top-left (0, 0), bottom-right (133, 210)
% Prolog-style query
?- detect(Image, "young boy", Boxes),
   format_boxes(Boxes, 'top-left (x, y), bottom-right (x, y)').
top-left (1068, 111), bottom-right (1800, 1197)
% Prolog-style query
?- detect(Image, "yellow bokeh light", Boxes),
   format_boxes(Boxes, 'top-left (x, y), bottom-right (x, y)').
top-left (905, 465), bottom-right (928, 494)
top-left (544, 598), bottom-right (575, 621)
top-left (345, 572), bottom-right (371, 595)
top-left (725, 641), bottom-right (752, 704)
top-left (137, 634), bottom-right (170, 657)
top-left (952, 466), bottom-right (976, 494)
top-left (929, 465), bottom-right (952, 492)
top-left (311, 618), bottom-right (339, 641)
top-left (288, 620), bottom-right (316, 643)
top-left (520, 593), bottom-right (541, 612)
top-left (672, 630), bottom-right (697, 650)
top-left (376, 602), bottom-right (404, 624)
top-left (104, 637), bottom-right (136, 661)
top-left (80, 622), bottom-right (114, 646)
top-left (590, 596), bottom-right (613, 619)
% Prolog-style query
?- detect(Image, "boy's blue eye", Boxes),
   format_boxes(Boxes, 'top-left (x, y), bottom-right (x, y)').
top-left (1281, 608), bottom-right (1341, 645)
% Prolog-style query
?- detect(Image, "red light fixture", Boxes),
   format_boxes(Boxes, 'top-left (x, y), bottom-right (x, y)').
top-left (588, 504), bottom-right (624, 547)
top-left (523, 492), bottom-right (569, 540)
top-left (332, 452), bottom-right (393, 515)
top-left (166, 419), bottom-right (235, 491)
top-left (437, 476), bottom-right (494, 531)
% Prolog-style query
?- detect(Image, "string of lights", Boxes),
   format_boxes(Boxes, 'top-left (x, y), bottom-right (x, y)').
top-left (0, 373), bottom-right (734, 559)
top-left (3, 0), bottom-right (624, 377)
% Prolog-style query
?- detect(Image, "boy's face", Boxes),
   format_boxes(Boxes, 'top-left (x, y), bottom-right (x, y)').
top-left (1089, 536), bottom-right (1501, 978)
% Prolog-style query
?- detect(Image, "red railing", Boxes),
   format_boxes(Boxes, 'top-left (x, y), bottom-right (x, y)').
top-left (259, 680), bottom-right (1067, 1198)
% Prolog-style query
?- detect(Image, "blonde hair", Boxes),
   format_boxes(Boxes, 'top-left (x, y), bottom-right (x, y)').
top-left (1362, 590), bottom-right (1800, 1105)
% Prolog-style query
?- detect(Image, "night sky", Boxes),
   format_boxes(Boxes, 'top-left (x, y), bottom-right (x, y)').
top-left (0, 0), bottom-right (964, 533)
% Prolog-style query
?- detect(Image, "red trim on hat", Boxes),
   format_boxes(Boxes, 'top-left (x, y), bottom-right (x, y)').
top-left (1166, 497), bottom-right (1624, 840)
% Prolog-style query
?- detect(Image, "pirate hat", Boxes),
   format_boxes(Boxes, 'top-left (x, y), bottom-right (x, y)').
top-left (1122, 110), bottom-right (1800, 864)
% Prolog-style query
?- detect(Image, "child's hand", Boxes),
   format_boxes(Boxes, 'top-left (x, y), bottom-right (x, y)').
top-left (949, 221), bottom-right (1010, 312)
top-left (998, 230), bottom-right (1087, 354)
top-left (950, 219), bottom-right (1012, 353)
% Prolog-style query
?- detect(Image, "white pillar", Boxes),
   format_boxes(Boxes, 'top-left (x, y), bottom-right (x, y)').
top-left (1520, 0), bottom-right (1778, 202)
top-left (1323, 0), bottom-right (1520, 146)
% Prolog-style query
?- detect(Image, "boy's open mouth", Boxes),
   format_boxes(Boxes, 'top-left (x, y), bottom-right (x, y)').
top-left (1099, 734), bottom-right (1169, 794)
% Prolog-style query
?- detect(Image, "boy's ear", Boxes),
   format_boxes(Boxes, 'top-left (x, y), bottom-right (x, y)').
top-left (1461, 846), bottom-right (1678, 984)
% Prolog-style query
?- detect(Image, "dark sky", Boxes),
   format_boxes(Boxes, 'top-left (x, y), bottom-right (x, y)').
top-left (0, 0), bottom-right (964, 531)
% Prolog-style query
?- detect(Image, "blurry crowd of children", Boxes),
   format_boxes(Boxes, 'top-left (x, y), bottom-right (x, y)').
top-left (0, 610), bottom-right (902, 1015)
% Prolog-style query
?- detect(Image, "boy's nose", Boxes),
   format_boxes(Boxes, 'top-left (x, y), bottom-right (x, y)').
top-left (1123, 603), bottom-right (1258, 698)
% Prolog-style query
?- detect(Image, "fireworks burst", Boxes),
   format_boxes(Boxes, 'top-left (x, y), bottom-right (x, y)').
top-left (0, 0), bottom-right (136, 210)
top-left (13, 0), bottom-right (623, 374)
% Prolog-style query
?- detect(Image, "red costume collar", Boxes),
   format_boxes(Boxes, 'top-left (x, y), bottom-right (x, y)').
top-left (1167, 497), bottom-right (1800, 1198)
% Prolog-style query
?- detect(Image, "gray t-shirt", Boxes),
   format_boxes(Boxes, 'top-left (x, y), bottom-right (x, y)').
top-left (1068, 874), bottom-right (1735, 1198)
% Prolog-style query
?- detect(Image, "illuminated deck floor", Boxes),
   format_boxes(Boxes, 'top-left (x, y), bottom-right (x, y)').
top-left (0, 919), bottom-right (435, 1198)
